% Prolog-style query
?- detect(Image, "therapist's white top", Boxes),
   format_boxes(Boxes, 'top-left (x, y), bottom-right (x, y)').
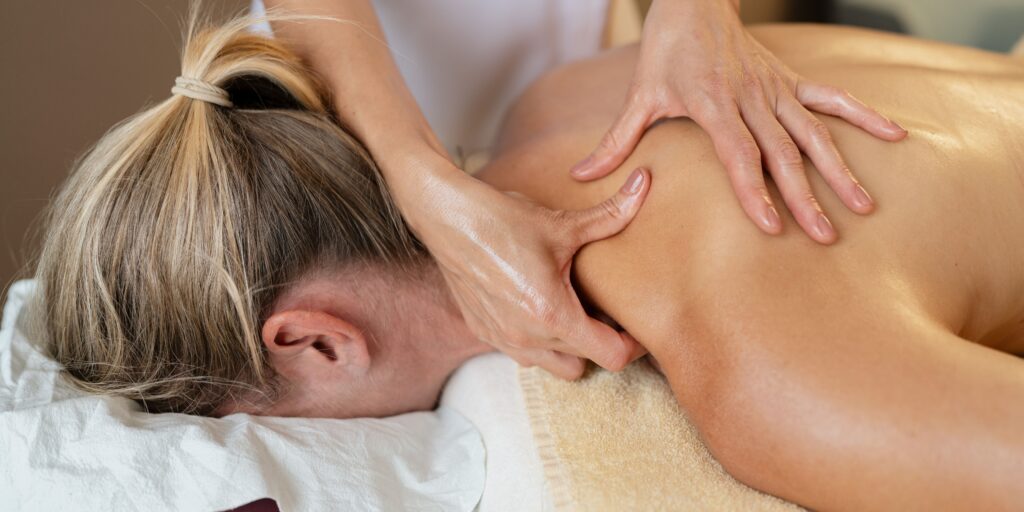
top-left (251, 0), bottom-right (609, 155)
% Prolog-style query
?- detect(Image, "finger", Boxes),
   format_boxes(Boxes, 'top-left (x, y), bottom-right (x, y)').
top-left (696, 104), bottom-right (783, 235)
top-left (564, 313), bottom-right (644, 372)
top-left (558, 308), bottom-right (648, 360)
top-left (570, 100), bottom-right (651, 181)
top-left (626, 336), bottom-right (648, 363)
top-left (568, 167), bottom-right (651, 246)
top-left (740, 96), bottom-right (837, 244)
top-left (796, 82), bottom-right (907, 141)
top-left (556, 328), bottom-right (646, 363)
top-left (776, 94), bottom-right (875, 215)
top-left (515, 349), bottom-right (588, 380)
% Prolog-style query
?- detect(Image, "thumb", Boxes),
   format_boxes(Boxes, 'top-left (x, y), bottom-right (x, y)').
top-left (570, 101), bottom-right (650, 181)
top-left (569, 168), bottom-right (651, 246)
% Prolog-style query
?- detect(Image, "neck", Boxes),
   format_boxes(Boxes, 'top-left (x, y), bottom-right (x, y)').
top-left (361, 262), bottom-right (492, 412)
top-left (412, 262), bottom-right (493, 361)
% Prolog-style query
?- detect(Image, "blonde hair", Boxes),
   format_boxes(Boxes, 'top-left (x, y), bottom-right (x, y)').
top-left (31, 9), bottom-right (424, 415)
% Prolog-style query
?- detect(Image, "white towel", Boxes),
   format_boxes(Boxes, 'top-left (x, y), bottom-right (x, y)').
top-left (0, 281), bottom-right (486, 512)
top-left (441, 353), bottom-right (555, 511)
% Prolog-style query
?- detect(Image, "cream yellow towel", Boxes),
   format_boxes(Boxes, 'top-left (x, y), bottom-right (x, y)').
top-left (519, 359), bottom-right (803, 511)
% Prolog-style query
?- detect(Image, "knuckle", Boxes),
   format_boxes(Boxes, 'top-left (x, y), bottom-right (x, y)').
top-left (800, 192), bottom-right (822, 212)
top-left (704, 72), bottom-right (729, 95)
top-left (548, 208), bottom-right (573, 228)
top-left (773, 71), bottom-right (796, 91)
top-left (815, 83), bottom-right (838, 96)
top-left (600, 196), bottom-right (626, 220)
top-left (740, 70), bottom-right (763, 92)
top-left (598, 130), bottom-right (622, 152)
top-left (809, 119), bottom-right (833, 143)
top-left (733, 137), bottom-right (762, 167)
top-left (774, 138), bottom-right (803, 168)
top-left (828, 86), bottom-right (854, 104)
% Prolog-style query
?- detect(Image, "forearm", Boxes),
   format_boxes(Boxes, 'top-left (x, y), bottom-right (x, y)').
top-left (264, 0), bottom-right (448, 168)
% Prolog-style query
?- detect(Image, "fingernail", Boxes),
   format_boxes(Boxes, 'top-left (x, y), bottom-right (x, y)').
top-left (887, 119), bottom-right (907, 135)
top-left (762, 203), bottom-right (781, 232)
top-left (852, 184), bottom-right (873, 210)
top-left (815, 213), bottom-right (835, 240)
top-left (620, 168), bottom-right (644, 195)
top-left (570, 155), bottom-right (594, 177)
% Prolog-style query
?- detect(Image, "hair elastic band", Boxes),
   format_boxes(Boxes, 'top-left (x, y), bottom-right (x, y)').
top-left (171, 76), bottom-right (234, 108)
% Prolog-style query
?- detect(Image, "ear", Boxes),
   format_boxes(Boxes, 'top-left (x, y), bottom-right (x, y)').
top-left (261, 310), bottom-right (371, 376)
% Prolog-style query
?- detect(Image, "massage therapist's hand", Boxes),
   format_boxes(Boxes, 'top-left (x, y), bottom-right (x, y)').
top-left (570, 0), bottom-right (908, 244)
top-left (394, 150), bottom-right (652, 379)
top-left (267, 0), bottom-right (649, 379)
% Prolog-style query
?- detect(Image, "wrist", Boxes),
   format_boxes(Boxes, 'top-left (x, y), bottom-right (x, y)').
top-left (370, 137), bottom-right (467, 230)
top-left (365, 121), bottom-right (449, 169)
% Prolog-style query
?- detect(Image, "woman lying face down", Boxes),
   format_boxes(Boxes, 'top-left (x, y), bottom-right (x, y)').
top-left (35, 11), bottom-right (1024, 510)
top-left (34, 15), bottom-right (492, 419)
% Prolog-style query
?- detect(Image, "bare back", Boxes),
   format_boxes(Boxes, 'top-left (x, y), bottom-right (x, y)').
top-left (477, 24), bottom-right (1024, 510)
top-left (479, 24), bottom-right (1024, 351)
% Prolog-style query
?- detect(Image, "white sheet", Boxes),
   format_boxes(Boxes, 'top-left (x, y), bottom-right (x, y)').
top-left (440, 353), bottom-right (554, 511)
top-left (0, 280), bottom-right (486, 512)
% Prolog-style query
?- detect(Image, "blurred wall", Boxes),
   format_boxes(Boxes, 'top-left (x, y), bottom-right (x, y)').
top-left (0, 1), bottom-right (247, 293)
top-left (635, 0), bottom-right (820, 24)
top-left (833, 0), bottom-right (1024, 51)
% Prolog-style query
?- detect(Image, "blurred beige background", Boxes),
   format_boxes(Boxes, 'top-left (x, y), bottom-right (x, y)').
top-left (0, 1), bottom-right (247, 293)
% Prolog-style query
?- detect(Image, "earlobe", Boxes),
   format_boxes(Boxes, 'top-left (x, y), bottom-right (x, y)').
top-left (261, 310), bottom-right (371, 372)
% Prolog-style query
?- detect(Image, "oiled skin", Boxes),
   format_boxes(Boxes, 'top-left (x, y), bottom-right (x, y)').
top-left (477, 25), bottom-right (1024, 511)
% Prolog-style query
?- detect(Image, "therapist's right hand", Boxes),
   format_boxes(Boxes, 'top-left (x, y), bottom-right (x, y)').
top-left (263, 0), bottom-right (651, 381)
top-left (391, 150), bottom-right (652, 380)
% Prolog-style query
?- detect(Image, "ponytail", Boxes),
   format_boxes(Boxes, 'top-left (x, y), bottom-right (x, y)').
top-left (33, 4), bottom-right (423, 415)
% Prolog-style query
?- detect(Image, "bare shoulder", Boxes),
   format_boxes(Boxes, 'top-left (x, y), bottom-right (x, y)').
top-left (479, 23), bottom-right (1024, 361)
top-left (494, 44), bottom-right (638, 151)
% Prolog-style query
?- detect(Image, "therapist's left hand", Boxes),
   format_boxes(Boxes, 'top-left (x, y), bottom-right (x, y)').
top-left (570, 0), bottom-right (908, 245)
